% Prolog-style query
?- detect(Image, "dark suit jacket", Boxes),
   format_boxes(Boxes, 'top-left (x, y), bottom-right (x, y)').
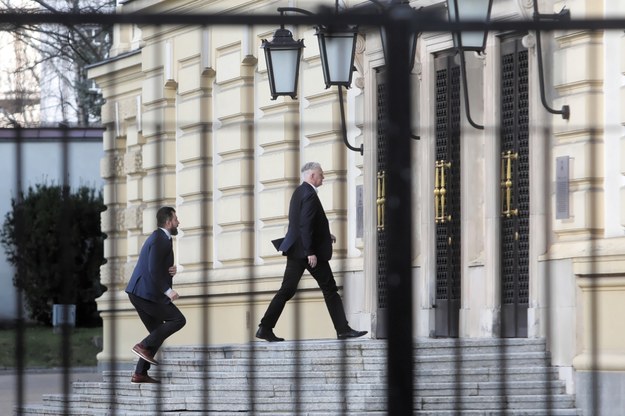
top-left (277, 182), bottom-right (333, 261)
top-left (125, 229), bottom-right (174, 304)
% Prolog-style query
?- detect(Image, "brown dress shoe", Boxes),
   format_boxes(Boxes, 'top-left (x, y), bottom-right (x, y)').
top-left (132, 343), bottom-right (159, 365)
top-left (131, 373), bottom-right (160, 384)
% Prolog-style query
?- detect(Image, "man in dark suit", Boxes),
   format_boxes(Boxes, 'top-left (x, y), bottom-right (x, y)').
top-left (126, 206), bottom-right (186, 383)
top-left (256, 162), bottom-right (367, 342)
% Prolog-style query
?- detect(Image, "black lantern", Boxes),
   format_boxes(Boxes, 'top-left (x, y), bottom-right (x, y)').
top-left (378, 1), bottom-right (419, 72)
top-left (379, 26), bottom-right (418, 72)
top-left (447, 0), bottom-right (493, 51)
top-left (261, 26), bottom-right (305, 100)
top-left (316, 25), bottom-right (358, 89)
top-left (264, 6), bottom-right (363, 154)
top-left (446, 0), bottom-right (493, 130)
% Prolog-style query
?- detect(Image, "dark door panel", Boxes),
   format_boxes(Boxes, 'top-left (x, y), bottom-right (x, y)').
top-left (376, 69), bottom-right (388, 339)
top-left (500, 37), bottom-right (530, 338)
top-left (434, 54), bottom-right (461, 338)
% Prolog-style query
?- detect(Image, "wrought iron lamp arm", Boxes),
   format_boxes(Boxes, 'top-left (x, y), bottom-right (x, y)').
top-left (459, 49), bottom-right (484, 130)
top-left (533, 5), bottom-right (571, 120)
top-left (276, 7), bottom-right (316, 17)
top-left (338, 85), bottom-right (364, 155)
top-left (276, 6), bottom-right (362, 155)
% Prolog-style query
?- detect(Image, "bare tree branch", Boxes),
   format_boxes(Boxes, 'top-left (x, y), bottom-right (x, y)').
top-left (0, 0), bottom-right (114, 127)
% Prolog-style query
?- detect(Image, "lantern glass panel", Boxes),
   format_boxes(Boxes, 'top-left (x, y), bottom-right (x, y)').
top-left (319, 32), bottom-right (356, 85)
top-left (448, 0), bottom-right (492, 50)
top-left (268, 48), bottom-right (300, 95)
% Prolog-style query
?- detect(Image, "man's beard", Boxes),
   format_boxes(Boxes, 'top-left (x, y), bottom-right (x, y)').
top-left (170, 227), bottom-right (178, 236)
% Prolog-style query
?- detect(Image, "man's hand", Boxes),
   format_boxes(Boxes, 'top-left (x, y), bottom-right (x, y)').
top-left (169, 266), bottom-right (177, 277)
top-left (167, 290), bottom-right (180, 301)
top-left (331, 234), bottom-right (336, 244)
top-left (307, 254), bottom-right (318, 268)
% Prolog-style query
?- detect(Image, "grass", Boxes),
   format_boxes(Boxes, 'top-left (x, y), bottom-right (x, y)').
top-left (0, 325), bottom-right (102, 369)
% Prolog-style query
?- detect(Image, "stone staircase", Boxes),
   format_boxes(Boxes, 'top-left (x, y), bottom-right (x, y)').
top-left (18, 338), bottom-right (582, 415)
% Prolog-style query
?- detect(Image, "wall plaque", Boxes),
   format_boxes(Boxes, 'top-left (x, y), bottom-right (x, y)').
top-left (556, 156), bottom-right (570, 220)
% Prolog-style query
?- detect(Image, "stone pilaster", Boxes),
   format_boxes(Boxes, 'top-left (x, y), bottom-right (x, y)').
top-left (213, 35), bottom-right (257, 270)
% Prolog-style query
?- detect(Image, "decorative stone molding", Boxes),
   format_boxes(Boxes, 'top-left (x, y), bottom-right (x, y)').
top-left (476, 50), bottom-right (487, 67)
top-left (102, 206), bottom-right (126, 233)
top-left (100, 259), bottom-right (127, 286)
top-left (118, 96), bottom-right (138, 122)
top-left (242, 55), bottom-right (258, 66)
top-left (124, 150), bottom-right (144, 175)
top-left (517, 0), bottom-right (534, 20)
top-left (413, 36), bottom-right (423, 81)
top-left (522, 33), bottom-right (536, 49)
top-left (125, 205), bottom-right (144, 230)
top-left (354, 34), bottom-right (366, 90)
top-left (100, 151), bottom-right (125, 179)
top-left (165, 79), bottom-right (179, 90)
top-left (124, 262), bottom-right (136, 282)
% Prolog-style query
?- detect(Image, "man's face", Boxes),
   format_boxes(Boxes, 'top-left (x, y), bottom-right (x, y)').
top-left (311, 168), bottom-right (325, 187)
top-left (166, 212), bottom-right (180, 236)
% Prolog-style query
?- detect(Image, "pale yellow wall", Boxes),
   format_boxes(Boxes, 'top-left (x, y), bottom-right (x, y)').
top-left (548, 0), bottom-right (625, 376)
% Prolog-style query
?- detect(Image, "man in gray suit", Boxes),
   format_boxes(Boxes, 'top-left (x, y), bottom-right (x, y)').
top-left (126, 206), bottom-right (186, 383)
top-left (256, 162), bottom-right (367, 342)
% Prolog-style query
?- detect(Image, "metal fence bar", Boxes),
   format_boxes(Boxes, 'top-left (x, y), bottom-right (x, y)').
top-left (13, 127), bottom-right (25, 416)
top-left (383, 14), bottom-right (414, 415)
top-left (58, 125), bottom-right (72, 416)
top-left (4, 11), bottom-right (625, 32)
top-left (200, 84), bottom-right (212, 415)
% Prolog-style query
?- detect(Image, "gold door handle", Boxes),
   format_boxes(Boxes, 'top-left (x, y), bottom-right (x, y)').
top-left (501, 150), bottom-right (519, 217)
top-left (377, 171), bottom-right (386, 231)
top-left (435, 160), bottom-right (452, 223)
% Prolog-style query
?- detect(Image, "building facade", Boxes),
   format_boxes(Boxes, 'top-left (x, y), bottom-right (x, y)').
top-left (89, 0), bottom-right (625, 413)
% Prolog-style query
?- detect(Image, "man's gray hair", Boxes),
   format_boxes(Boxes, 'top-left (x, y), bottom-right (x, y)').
top-left (301, 162), bottom-right (321, 175)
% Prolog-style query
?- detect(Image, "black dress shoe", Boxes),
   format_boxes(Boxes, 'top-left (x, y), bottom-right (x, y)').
top-left (337, 328), bottom-right (368, 339)
top-left (255, 326), bottom-right (284, 342)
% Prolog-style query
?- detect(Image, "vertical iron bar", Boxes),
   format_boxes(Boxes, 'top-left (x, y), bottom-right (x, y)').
top-left (589, 128), bottom-right (599, 415)
top-left (59, 125), bottom-right (72, 415)
top-left (108, 193), bottom-right (118, 416)
top-left (246, 119), bottom-right (257, 415)
top-left (292, 119), bottom-right (302, 416)
top-left (14, 126), bottom-right (25, 416)
top-left (384, 12), bottom-right (414, 416)
top-left (200, 74), bottom-right (212, 414)
top-left (154, 23), bottom-right (166, 412)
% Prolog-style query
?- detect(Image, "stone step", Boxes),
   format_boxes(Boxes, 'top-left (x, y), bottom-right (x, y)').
top-left (70, 378), bottom-right (566, 398)
top-left (37, 392), bottom-right (579, 413)
top-left (17, 338), bottom-right (581, 416)
top-left (36, 388), bottom-right (575, 413)
top-left (18, 406), bottom-right (386, 416)
top-left (102, 364), bottom-right (561, 386)
top-left (413, 411), bottom-right (581, 416)
top-left (18, 405), bottom-right (582, 416)
top-left (414, 394), bottom-right (578, 411)
top-left (39, 393), bottom-right (383, 412)
top-left (156, 352), bottom-right (551, 373)
top-left (161, 338), bottom-right (547, 361)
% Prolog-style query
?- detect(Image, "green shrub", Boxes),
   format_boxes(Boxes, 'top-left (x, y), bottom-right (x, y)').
top-left (0, 184), bottom-right (106, 327)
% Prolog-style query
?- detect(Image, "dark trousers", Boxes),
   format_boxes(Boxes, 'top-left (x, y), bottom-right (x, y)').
top-left (128, 293), bottom-right (186, 375)
top-left (260, 257), bottom-right (349, 332)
